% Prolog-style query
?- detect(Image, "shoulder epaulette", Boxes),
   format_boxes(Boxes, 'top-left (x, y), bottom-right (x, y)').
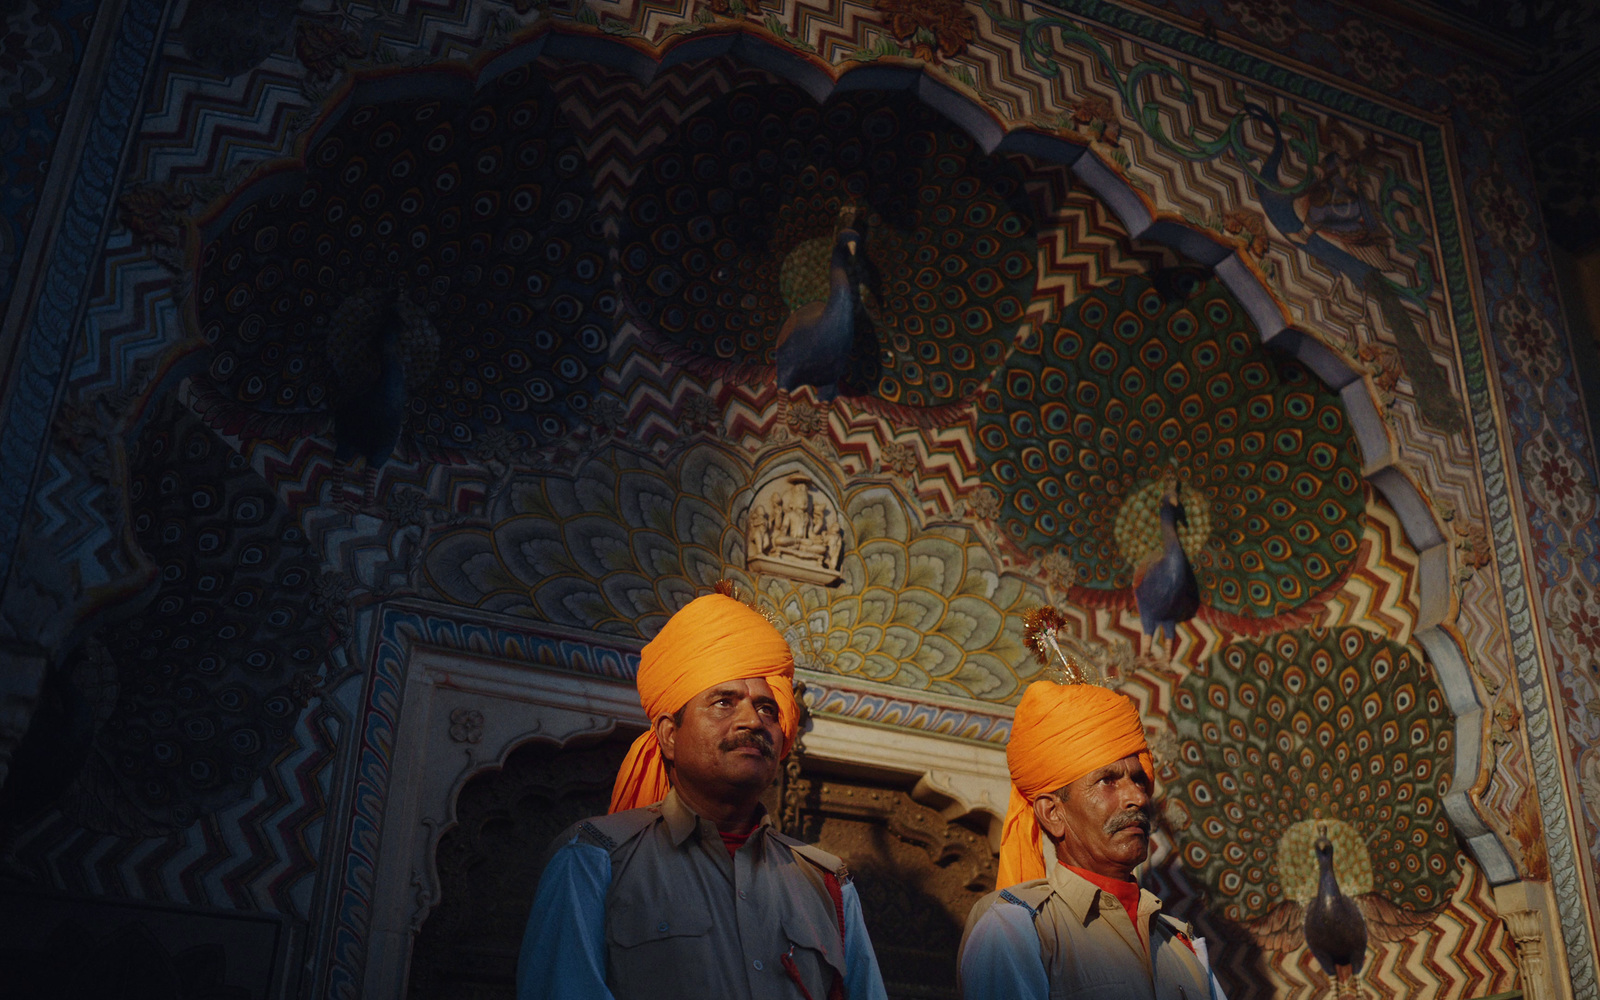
top-left (571, 807), bottom-right (658, 853)
top-left (769, 830), bottom-right (852, 882)
top-left (997, 879), bottom-right (1053, 918)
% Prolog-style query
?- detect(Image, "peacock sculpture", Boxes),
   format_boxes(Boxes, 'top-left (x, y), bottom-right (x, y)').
top-left (1301, 829), bottom-right (1369, 985)
top-left (1131, 488), bottom-right (1201, 654)
top-left (774, 226), bottom-right (862, 399)
top-left (193, 62), bottom-right (611, 458)
top-left (1164, 627), bottom-right (1452, 990)
top-left (618, 85), bottom-right (1037, 424)
top-left (974, 273), bottom-right (1366, 640)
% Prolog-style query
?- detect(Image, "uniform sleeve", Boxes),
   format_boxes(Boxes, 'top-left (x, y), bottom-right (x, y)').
top-left (839, 881), bottom-right (889, 1000)
top-left (516, 838), bottom-right (615, 1000)
top-left (958, 901), bottom-right (1048, 1000)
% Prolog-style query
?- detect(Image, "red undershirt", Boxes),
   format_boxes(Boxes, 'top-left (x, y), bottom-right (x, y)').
top-left (1065, 866), bottom-right (1197, 955)
top-left (1066, 866), bottom-right (1146, 945)
top-left (720, 829), bottom-right (752, 856)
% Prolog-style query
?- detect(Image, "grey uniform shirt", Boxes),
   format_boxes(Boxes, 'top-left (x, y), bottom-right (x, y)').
top-left (518, 789), bottom-right (888, 1000)
top-left (959, 863), bottom-right (1214, 1000)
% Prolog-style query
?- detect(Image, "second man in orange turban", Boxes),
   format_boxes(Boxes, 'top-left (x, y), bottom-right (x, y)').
top-left (960, 680), bottom-right (1224, 1000)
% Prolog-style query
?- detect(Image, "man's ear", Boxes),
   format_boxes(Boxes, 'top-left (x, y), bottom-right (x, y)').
top-left (653, 713), bottom-right (678, 764)
top-left (1033, 793), bottom-right (1068, 840)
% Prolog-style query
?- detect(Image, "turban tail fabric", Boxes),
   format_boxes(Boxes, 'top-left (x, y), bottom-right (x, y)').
top-left (997, 681), bottom-right (1153, 887)
top-left (609, 593), bottom-right (797, 813)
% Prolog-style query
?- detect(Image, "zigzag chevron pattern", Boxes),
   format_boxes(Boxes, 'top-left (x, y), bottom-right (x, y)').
top-left (8, 696), bottom-right (339, 918)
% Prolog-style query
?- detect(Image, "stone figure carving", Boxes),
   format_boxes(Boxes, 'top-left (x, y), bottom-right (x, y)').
top-left (747, 475), bottom-right (846, 586)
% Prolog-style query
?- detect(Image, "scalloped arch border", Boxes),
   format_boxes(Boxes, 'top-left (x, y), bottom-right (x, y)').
top-left (486, 21), bottom-right (1509, 881)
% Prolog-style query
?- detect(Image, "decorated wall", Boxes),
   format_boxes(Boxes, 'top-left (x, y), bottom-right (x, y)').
top-left (1, 1), bottom-right (1597, 999)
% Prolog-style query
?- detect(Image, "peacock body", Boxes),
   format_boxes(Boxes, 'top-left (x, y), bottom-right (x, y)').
top-left (775, 227), bottom-right (860, 398)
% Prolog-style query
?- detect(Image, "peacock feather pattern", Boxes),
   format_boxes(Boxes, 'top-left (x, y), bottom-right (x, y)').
top-left (76, 396), bottom-right (329, 832)
top-left (422, 446), bottom-right (1044, 700)
top-left (194, 62), bottom-right (611, 454)
top-left (974, 273), bottom-right (1364, 621)
top-left (1165, 626), bottom-right (1457, 926)
top-left (618, 85), bottom-right (1036, 416)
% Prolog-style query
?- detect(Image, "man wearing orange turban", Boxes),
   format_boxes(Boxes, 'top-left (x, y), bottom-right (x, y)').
top-left (959, 681), bottom-right (1224, 1000)
top-left (517, 592), bottom-right (887, 1000)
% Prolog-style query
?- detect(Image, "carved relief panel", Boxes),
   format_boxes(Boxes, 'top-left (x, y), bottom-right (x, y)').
top-left (747, 473), bottom-right (846, 587)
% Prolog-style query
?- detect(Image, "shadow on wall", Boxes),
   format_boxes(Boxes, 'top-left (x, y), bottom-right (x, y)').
top-left (408, 734), bottom-right (633, 1000)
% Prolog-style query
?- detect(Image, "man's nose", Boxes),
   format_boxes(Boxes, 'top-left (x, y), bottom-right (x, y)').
top-left (1120, 777), bottom-right (1150, 810)
top-left (730, 697), bottom-right (762, 729)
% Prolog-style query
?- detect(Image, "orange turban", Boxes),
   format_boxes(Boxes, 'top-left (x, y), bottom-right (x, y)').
top-left (997, 681), bottom-right (1153, 887)
top-left (609, 593), bottom-right (797, 812)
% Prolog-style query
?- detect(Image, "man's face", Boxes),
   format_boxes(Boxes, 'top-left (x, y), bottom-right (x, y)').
top-left (1035, 753), bottom-right (1153, 880)
top-left (656, 677), bottom-right (785, 805)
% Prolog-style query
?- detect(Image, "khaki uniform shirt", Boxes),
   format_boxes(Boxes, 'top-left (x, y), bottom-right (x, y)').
top-left (960, 863), bottom-right (1213, 1000)
top-left (519, 789), bottom-right (887, 1000)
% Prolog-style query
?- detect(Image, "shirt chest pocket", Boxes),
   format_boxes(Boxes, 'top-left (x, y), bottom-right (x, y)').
top-left (608, 904), bottom-right (713, 948)
top-left (781, 908), bottom-right (845, 997)
top-left (607, 905), bottom-right (715, 996)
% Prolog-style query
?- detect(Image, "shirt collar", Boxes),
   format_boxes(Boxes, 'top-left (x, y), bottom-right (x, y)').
top-left (660, 787), bottom-right (772, 847)
top-left (1045, 860), bottom-right (1163, 926)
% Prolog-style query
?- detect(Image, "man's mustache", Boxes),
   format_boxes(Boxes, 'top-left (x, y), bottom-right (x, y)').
top-left (1105, 809), bottom-right (1151, 836)
top-left (720, 732), bottom-right (776, 758)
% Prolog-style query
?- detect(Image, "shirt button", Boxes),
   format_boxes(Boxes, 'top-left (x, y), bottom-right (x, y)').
top-left (753, 959), bottom-right (764, 971)
top-left (739, 890), bottom-right (748, 899)
top-left (657, 921), bottom-right (669, 932)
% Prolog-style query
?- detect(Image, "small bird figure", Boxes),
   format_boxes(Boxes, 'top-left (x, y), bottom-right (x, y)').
top-left (775, 228), bottom-right (861, 401)
top-left (1132, 489), bottom-right (1200, 656)
top-left (1305, 829), bottom-right (1368, 988)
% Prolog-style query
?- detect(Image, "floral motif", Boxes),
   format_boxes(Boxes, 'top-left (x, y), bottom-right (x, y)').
top-left (294, 20), bottom-right (365, 82)
top-left (116, 183), bottom-right (191, 251)
top-left (787, 401), bottom-right (827, 437)
top-left (873, 0), bottom-right (975, 61)
top-left (1550, 583), bottom-right (1600, 672)
top-left (448, 707), bottom-right (485, 744)
top-left (1454, 518), bottom-right (1492, 580)
top-left (967, 486), bottom-right (1002, 521)
top-left (1472, 171), bottom-right (1538, 256)
top-left (1332, 20), bottom-right (1409, 92)
top-left (1070, 96), bottom-right (1122, 144)
top-left (1358, 343), bottom-right (1403, 397)
top-left (1493, 292), bottom-right (1558, 381)
top-left (879, 441), bottom-right (919, 476)
top-left (1222, 0), bottom-right (1301, 45)
top-left (1509, 789), bottom-right (1549, 880)
top-left (1520, 430), bottom-right (1599, 526)
top-left (0, 0), bottom-right (74, 111)
top-left (680, 393), bottom-right (720, 432)
top-left (1040, 551), bottom-right (1077, 588)
top-left (1221, 208), bottom-right (1269, 255)
top-left (591, 395), bottom-right (628, 436)
top-left (386, 486), bottom-right (432, 528)
top-left (1443, 64), bottom-right (1513, 135)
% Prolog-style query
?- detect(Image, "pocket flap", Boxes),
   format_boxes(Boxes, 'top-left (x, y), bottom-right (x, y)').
top-left (782, 908), bottom-right (845, 975)
top-left (608, 903), bottom-right (713, 948)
